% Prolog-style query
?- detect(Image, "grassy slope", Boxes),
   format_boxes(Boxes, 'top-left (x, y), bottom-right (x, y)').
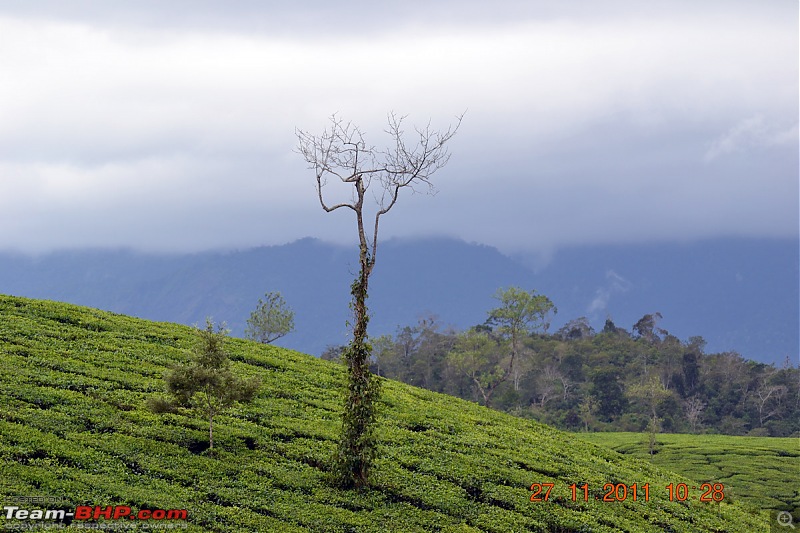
top-left (577, 431), bottom-right (799, 516)
top-left (0, 295), bottom-right (769, 532)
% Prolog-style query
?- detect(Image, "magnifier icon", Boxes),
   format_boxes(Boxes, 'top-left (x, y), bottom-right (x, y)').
top-left (778, 511), bottom-right (795, 528)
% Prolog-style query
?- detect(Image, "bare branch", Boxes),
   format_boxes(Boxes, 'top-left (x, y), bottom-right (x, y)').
top-left (370, 111), bottom-right (464, 263)
top-left (295, 111), bottom-right (462, 488)
top-left (297, 111), bottom-right (463, 268)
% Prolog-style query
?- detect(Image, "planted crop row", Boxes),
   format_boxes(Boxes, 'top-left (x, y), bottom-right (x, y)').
top-left (579, 431), bottom-right (798, 516)
top-left (0, 295), bottom-right (772, 531)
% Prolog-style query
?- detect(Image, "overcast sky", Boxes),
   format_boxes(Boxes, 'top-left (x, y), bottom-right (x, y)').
top-left (0, 1), bottom-right (797, 255)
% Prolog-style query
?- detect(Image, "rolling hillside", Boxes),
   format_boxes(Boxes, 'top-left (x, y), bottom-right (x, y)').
top-left (578, 432), bottom-right (798, 517)
top-left (0, 295), bottom-right (771, 531)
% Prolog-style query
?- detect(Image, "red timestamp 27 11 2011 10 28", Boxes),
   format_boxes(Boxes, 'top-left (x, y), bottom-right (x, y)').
top-left (529, 482), bottom-right (726, 503)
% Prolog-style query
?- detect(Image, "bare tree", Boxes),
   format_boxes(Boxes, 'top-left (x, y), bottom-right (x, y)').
top-left (511, 347), bottom-right (534, 391)
top-left (684, 396), bottom-right (706, 433)
top-left (538, 364), bottom-right (562, 407)
top-left (296, 112), bottom-right (462, 488)
top-left (753, 380), bottom-right (787, 427)
top-left (558, 372), bottom-right (574, 402)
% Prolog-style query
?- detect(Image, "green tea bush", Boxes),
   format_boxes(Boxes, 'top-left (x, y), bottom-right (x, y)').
top-left (0, 295), bottom-right (773, 532)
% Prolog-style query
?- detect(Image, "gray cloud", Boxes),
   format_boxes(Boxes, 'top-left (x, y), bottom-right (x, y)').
top-left (588, 270), bottom-right (633, 315)
top-left (0, 1), bottom-right (796, 254)
top-left (704, 115), bottom-right (799, 162)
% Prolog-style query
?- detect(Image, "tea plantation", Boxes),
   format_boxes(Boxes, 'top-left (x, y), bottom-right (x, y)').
top-left (578, 431), bottom-right (799, 517)
top-left (0, 295), bottom-right (770, 531)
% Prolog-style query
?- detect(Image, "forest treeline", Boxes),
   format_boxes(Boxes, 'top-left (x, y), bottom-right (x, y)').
top-left (322, 291), bottom-right (799, 437)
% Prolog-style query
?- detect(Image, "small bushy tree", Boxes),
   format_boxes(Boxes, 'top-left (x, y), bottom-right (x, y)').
top-left (578, 395), bottom-right (598, 432)
top-left (245, 291), bottom-right (295, 344)
top-left (628, 376), bottom-right (671, 455)
top-left (150, 319), bottom-right (260, 452)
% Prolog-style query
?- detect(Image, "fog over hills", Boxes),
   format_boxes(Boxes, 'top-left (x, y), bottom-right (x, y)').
top-left (0, 236), bottom-right (796, 365)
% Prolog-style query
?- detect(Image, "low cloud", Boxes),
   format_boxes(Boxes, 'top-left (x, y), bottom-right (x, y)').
top-left (704, 115), bottom-right (799, 162)
top-left (0, 2), bottom-right (796, 253)
top-left (587, 270), bottom-right (633, 314)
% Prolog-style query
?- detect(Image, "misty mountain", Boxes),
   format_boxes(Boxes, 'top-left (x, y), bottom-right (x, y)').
top-left (0, 236), bottom-right (796, 365)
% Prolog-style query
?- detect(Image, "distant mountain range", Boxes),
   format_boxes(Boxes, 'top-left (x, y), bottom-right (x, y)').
top-left (0, 236), bottom-right (796, 365)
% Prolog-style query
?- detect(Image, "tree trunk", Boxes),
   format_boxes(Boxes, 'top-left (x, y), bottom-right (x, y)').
top-left (209, 413), bottom-right (214, 450)
top-left (471, 375), bottom-right (492, 408)
top-left (335, 206), bottom-right (381, 488)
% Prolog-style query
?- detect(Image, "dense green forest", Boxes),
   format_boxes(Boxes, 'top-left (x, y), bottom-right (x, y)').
top-left (323, 290), bottom-right (800, 438)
